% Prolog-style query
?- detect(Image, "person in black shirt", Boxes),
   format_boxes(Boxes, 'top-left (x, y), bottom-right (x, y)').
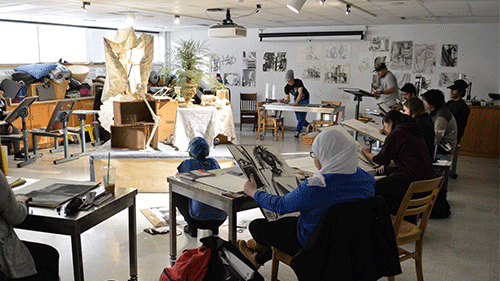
top-left (403, 97), bottom-right (435, 159)
top-left (0, 90), bottom-right (24, 160)
top-left (445, 79), bottom-right (470, 143)
top-left (280, 70), bottom-right (310, 137)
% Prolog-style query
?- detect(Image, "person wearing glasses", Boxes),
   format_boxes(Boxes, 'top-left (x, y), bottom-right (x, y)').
top-left (237, 129), bottom-right (375, 270)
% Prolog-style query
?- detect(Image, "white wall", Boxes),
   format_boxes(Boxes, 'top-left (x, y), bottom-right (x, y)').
top-left (169, 23), bottom-right (499, 126)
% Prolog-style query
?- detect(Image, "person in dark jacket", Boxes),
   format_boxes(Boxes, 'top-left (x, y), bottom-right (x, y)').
top-left (403, 97), bottom-right (436, 159)
top-left (362, 110), bottom-right (434, 216)
top-left (445, 79), bottom-right (470, 143)
top-left (421, 89), bottom-right (458, 154)
top-left (0, 89), bottom-right (24, 160)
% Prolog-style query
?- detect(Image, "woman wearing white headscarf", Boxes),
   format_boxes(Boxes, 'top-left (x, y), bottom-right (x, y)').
top-left (238, 129), bottom-right (375, 270)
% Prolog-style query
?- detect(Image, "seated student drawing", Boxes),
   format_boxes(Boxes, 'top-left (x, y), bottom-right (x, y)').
top-left (175, 137), bottom-right (228, 237)
top-left (0, 89), bottom-right (24, 160)
top-left (237, 129), bottom-right (375, 270)
top-left (0, 171), bottom-right (59, 281)
top-left (403, 97), bottom-right (435, 160)
top-left (362, 111), bottom-right (434, 219)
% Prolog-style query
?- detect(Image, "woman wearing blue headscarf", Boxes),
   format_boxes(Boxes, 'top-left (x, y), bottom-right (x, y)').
top-left (176, 137), bottom-right (228, 237)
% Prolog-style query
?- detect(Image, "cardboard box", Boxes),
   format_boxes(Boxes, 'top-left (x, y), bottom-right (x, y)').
top-left (113, 99), bottom-right (156, 125)
top-left (110, 123), bottom-right (157, 150)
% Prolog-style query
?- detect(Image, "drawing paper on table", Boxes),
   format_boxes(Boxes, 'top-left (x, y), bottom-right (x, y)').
top-left (342, 119), bottom-right (386, 143)
top-left (196, 173), bottom-right (248, 194)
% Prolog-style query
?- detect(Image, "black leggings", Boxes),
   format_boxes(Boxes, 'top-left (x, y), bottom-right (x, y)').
top-left (6, 241), bottom-right (59, 281)
top-left (176, 194), bottom-right (226, 231)
top-left (0, 125), bottom-right (21, 153)
top-left (248, 217), bottom-right (302, 266)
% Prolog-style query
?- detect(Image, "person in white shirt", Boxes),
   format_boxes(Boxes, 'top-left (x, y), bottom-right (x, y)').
top-left (374, 63), bottom-right (399, 108)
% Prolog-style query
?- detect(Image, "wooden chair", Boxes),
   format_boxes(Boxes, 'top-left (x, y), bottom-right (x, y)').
top-left (240, 93), bottom-right (258, 131)
top-left (387, 176), bottom-right (445, 281)
top-left (256, 101), bottom-right (284, 141)
top-left (311, 101), bottom-right (341, 128)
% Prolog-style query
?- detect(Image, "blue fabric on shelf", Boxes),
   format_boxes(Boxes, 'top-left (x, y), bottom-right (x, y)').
top-left (14, 63), bottom-right (58, 79)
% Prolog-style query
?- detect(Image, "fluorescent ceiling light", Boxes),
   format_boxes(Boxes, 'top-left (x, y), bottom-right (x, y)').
top-left (287, 0), bottom-right (306, 13)
top-left (259, 30), bottom-right (365, 41)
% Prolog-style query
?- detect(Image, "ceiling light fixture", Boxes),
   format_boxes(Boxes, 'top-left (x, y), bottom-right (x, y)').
top-left (346, 4), bottom-right (351, 14)
top-left (125, 12), bottom-right (136, 27)
top-left (336, 0), bottom-right (376, 17)
top-left (287, 0), bottom-right (306, 13)
top-left (82, 1), bottom-right (90, 12)
top-left (174, 15), bottom-right (180, 25)
top-left (320, 0), bottom-right (325, 5)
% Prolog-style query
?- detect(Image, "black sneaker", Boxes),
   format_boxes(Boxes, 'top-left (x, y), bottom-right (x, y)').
top-left (294, 131), bottom-right (300, 138)
top-left (184, 224), bottom-right (198, 237)
top-left (14, 152), bottom-right (25, 161)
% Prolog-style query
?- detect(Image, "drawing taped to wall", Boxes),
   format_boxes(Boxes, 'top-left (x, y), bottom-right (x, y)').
top-left (394, 72), bottom-right (411, 99)
top-left (441, 44), bottom-right (458, 67)
top-left (390, 41), bottom-right (413, 71)
top-left (301, 65), bottom-right (321, 81)
top-left (221, 54), bottom-right (237, 66)
top-left (242, 69), bottom-right (256, 87)
top-left (358, 52), bottom-right (373, 74)
top-left (223, 73), bottom-right (240, 86)
top-left (262, 52), bottom-right (287, 72)
top-left (413, 44), bottom-right (438, 74)
top-left (325, 42), bottom-right (351, 60)
top-left (371, 74), bottom-right (381, 92)
top-left (297, 42), bottom-right (321, 63)
top-left (369, 37), bottom-right (390, 52)
top-left (208, 54), bottom-right (221, 73)
top-left (415, 74), bottom-right (431, 94)
top-left (374, 53), bottom-right (389, 69)
top-left (243, 51), bottom-right (257, 69)
top-left (324, 63), bottom-right (350, 84)
top-left (438, 73), bottom-right (459, 87)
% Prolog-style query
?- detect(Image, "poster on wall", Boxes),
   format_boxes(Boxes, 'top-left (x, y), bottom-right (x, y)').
top-left (221, 54), bottom-right (237, 66)
top-left (324, 63), bottom-right (351, 84)
top-left (415, 75), bottom-right (431, 94)
top-left (440, 44), bottom-right (458, 67)
top-left (358, 52), bottom-right (373, 74)
top-left (242, 69), bottom-right (256, 87)
top-left (262, 52), bottom-right (287, 72)
top-left (394, 72), bottom-right (411, 99)
top-left (371, 74), bottom-right (380, 92)
top-left (374, 52), bottom-right (389, 69)
top-left (325, 42), bottom-right (351, 60)
top-left (301, 65), bottom-right (321, 81)
top-left (223, 73), bottom-right (240, 86)
top-left (243, 51), bottom-right (257, 69)
top-left (438, 73), bottom-right (459, 87)
top-left (390, 41), bottom-right (413, 71)
top-left (297, 42), bottom-right (321, 63)
top-left (209, 54), bottom-right (221, 73)
top-left (369, 37), bottom-right (390, 52)
top-left (412, 44), bottom-right (438, 74)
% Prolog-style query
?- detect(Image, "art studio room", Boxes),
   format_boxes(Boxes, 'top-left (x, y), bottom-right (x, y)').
top-left (0, 0), bottom-right (498, 280)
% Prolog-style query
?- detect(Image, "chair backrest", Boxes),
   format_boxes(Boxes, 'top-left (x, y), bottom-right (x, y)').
top-left (320, 101), bottom-right (341, 122)
top-left (256, 101), bottom-right (266, 123)
top-left (392, 177), bottom-right (444, 241)
top-left (240, 93), bottom-right (257, 113)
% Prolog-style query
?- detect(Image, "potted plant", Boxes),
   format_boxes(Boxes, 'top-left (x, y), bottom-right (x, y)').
top-left (163, 38), bottom-right (225, 106)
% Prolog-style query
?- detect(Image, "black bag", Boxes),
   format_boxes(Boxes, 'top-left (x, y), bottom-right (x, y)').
top-left (12, 71), bottom-right (38, 85)
top-left (201, 236), bottom-right (264, 281)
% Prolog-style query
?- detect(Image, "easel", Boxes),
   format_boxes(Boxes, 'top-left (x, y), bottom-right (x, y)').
top-left (30, 99), bottom-right (84, 164)
top-left (339, 88), bottom-right (380, 139)
top-left (0, 96), bottom-right (41, 168)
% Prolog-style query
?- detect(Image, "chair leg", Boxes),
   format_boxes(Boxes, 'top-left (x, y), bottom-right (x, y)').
top-left (387, 276), bottom-right (395, 281)
top-left (256, 123), bottom-right (261, 140)
top-left (280, 123), bottom-right (284, 139)
top-left (415, 240), bottom-right (424, 281)
top-left (274, 121), bottom-right (278, 142)
top-left (271, 256), bottom-right (280, 281)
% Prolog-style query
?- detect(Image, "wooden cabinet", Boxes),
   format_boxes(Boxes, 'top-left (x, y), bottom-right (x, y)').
top-left (8, 97), bottom-right (94, 150)
top-left (459, 106), bottom-right (499, 158)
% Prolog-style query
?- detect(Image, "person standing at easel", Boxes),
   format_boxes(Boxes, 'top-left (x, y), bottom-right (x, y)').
top-left (279, 70), bottom-right (311, 138)
top-left (374, 63), bottom-right (399, 108)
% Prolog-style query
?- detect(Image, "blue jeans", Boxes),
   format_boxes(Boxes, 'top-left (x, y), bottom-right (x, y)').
top-left (295, 98), bottom-right (310, 132)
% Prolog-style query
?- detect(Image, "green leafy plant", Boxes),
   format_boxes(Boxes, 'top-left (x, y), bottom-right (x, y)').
top-left (163, 38), bottom-right (225, 98)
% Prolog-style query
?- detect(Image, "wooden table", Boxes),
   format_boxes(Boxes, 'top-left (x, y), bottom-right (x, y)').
top-left (263, 103), bottom-right (346, 124)
top-left (168, 168), bottom-right (259, 265)
top-left (14, 187), bottom-right (138, 281)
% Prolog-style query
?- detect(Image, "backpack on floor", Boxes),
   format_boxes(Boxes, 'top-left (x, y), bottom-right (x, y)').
top-left (159, 246), bottom-right (211, 281)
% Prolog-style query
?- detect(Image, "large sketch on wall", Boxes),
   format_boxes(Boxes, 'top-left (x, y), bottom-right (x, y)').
top-left (297, 43), bottom-right (321, 63)
top-left (243, 51), bottom-right (256, 69)
top-left (441, 44), bottom-right (458, 67)
top-left (242, 69), bottom-right (256, 87)
top-left (394, 72), bottom-right (411, 99)
top-left (374, 52), bottom-right (389, 69)
top-left (209, 54), bottom-right (221, 73)
top-left (325, 42), bottom-right (351, 60)
top-left (228, 145), bottom-right (298, 222)
top-left (415, 75), bottom-right (431, 94)
top-left (223, 73), bottom-right (240, 86)
top-left (262, 52), bottom-right (287, 72)
top-left (438, 73), bottom-right (459, 87)
top-left (369, 37), bottom-right (390, 52)
top-left (371, 74), bottom-right (381, 92)
top-left (324, 63), bottom-right (350, 84)
top-left (221, 54), bottom-right (237, 66)
top-left (358, 52), bottom-right (373, 74)
top-left (301, 65), bottom-right (321, 81)
top-left (413, 44), bottom-right (438, 74)
top-left (390, 41), bottom-right (413, 71)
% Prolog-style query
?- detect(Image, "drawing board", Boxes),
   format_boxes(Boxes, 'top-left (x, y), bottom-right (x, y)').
top-left (45, 99), bottom-right (78, 131)
top-left (4, 96), bottom-right (38, 123)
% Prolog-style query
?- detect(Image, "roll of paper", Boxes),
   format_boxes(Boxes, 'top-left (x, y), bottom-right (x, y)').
top-left (265, 83), bottom-right (269, 99)
top-left (272, 85), bottom-right (275, 99)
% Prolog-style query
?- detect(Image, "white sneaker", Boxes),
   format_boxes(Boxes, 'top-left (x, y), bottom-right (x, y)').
top-left (294, 131), bottom-right (300, 138)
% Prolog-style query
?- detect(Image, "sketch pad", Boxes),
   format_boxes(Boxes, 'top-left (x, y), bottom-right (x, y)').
top-left (14, 178), bottom-right (100, 208)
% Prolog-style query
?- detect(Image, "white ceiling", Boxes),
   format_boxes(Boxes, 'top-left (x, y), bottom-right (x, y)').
top-left (0, 0), bottom-right (498, 32)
